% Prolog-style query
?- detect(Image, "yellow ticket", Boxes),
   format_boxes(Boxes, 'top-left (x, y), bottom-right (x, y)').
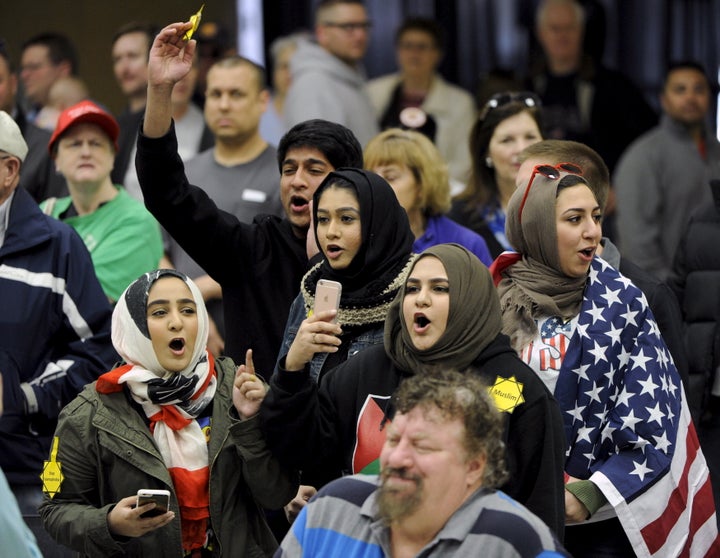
top-left (184, 4), bottom-right (205, 41)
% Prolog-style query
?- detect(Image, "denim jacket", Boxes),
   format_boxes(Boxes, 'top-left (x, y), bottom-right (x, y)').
top-left (275, 292), bottom-right (385, 382)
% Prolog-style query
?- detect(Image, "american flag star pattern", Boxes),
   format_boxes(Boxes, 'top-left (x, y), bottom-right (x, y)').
top-left (553, 257), bottom-right (718, 557)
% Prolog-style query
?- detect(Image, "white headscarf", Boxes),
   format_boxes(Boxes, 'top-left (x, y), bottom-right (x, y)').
top-left (97, 269), bottom-right (216, 551)
top-left (111, 269), bottom-right (209, 376)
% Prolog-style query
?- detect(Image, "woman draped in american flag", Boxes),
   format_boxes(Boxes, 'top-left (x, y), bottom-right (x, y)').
top-left (490, 162), bottom-right (718, 557)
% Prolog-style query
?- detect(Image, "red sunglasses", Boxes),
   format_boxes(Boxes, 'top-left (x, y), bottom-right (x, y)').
top-left (517, 162), bottom-right (583, 224)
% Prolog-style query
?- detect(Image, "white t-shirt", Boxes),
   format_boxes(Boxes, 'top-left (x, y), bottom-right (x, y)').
top-left (520, 314), bottom-right (579, 395)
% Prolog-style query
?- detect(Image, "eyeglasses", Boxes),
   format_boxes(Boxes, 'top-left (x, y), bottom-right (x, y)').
top-left (322, 21), bottom-right (372, 33)
top-left (480, 91), bottom-right (541, 120)
top-left (517, 162), bottom-right (583, 224)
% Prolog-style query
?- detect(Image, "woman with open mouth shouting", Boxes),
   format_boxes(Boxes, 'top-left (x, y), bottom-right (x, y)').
top-left (262, 243), bottom-right (566, 538)
top-left (40, 269), bottom-right (296, 557)
top-left (491, 163), bottom-right (717, 557)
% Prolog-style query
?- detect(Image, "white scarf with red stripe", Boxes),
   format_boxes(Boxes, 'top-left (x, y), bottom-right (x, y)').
top-left (97, 270), bottom-right (215, 551)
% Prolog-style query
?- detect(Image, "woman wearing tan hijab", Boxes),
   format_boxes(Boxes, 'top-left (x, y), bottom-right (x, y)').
top-left (262, 243), bottom-right (566, 538)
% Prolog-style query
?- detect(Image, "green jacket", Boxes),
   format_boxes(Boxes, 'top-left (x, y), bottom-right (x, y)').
top-left (39, 357), bottom-right (296, 557)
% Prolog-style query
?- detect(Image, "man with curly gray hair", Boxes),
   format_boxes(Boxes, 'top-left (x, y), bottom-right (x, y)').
top-left (276, 368), bottom-right (570, 557)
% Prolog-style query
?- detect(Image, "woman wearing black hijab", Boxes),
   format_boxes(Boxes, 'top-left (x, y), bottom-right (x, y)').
top-left (274, 168), bottom-right (416, 383)
top-left (262, 244), bottom-right (566, 538)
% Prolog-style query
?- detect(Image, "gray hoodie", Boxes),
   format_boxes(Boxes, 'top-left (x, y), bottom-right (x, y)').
top-left (284, 40), bottom-right (378, 147)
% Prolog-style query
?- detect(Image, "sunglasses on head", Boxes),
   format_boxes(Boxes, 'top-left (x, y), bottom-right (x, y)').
top-left (517, 162), bottom-right (583, 224)
top-left (480, 91), bottom-right (541, 120)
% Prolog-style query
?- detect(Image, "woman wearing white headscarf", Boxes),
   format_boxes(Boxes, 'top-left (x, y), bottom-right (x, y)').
top-left (40, 269), bottom-right (296, 557)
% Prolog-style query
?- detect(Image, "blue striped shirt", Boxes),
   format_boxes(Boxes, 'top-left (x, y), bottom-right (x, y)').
top-left (276, 475), bottom-right (570, 557)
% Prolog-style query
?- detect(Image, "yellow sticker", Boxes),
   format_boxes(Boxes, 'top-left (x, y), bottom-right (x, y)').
top-left (41, 436), bottom-right (65, 499)
top-left (488, 375), bottom-right (525, 413)
top-left (184, 4), bottom-right (205, 41)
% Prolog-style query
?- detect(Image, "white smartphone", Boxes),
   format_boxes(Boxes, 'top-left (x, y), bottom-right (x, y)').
top-left (314, 279), bottom-right (342, 322)
top-left (136, 489), bottom-right (170, 518)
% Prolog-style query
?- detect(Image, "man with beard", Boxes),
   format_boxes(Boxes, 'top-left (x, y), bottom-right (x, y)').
top-left (276, 369), bottom-right (569, 557)
top-left (614, 60), bottom-right (720, 280)
top-left (138, 21), bottom-right (363, 376)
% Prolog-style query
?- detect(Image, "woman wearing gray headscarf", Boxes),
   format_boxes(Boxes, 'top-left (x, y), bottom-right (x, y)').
top-left (491, 164), bottom-right (716, 557)
top-left (262, 243), bottom-right (566, 538)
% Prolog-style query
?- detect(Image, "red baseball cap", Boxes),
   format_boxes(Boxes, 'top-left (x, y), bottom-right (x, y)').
top-left (48, 100), bottom-right (120, 155)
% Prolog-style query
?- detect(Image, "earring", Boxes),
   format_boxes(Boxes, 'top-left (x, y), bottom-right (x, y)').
top-left (485, 157), bottom-right (493, 168)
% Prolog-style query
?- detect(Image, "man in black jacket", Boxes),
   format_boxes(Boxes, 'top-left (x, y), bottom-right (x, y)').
top-left (671, 180), bottom-right (720, 422)
top-left (136, 21), bottom-right (363, 376)
top-left (527, 0), bottom-right (657, 240)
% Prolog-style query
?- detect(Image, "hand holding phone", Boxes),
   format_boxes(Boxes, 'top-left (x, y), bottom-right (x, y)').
top-left (314, 279), bottom-right (342, 322)
top-left (286, 280), bottom-right (343, 371)
top-left (136, 489), bottom-right (170, 518)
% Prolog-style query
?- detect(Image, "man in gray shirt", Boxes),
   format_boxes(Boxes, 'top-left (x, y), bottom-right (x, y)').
top-left (284, 0), bottom-right (378, 147)
top-left (614, 61), bottom-right (720, 280)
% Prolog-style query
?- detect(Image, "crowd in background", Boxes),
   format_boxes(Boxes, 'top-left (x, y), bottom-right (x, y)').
top-left (1, 0), bottom-right (720, 556)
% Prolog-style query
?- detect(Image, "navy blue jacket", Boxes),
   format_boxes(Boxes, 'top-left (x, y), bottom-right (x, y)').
top-left (0, 187), bottom-right (117, 485)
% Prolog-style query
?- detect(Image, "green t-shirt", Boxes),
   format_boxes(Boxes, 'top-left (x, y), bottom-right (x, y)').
top-left (41, 187), bottom-right (163, 302)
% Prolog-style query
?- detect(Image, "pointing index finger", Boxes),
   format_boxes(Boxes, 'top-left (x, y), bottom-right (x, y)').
top-left (245, 349), bottom-right (256, 378)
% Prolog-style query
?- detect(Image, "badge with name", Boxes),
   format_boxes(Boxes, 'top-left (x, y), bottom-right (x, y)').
top-left (488, 375), bottom-right (525, 413)
top-left (41, 436), bottom-right (65, 498)
top-left (242, 189), bottom-right (268, 203)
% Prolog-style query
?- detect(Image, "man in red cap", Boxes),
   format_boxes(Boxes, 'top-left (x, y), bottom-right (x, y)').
top-left (43, 100), bottom-right (163, 302)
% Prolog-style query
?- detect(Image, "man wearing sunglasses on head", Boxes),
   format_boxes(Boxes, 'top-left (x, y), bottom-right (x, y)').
top-left (284, 0), bottom-right (378, 148)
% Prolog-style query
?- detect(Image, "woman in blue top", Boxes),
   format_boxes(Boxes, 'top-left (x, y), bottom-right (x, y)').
top-left (364, 128), bottom-right (492, 266)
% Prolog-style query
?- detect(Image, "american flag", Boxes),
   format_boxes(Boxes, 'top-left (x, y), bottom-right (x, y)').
top-left (551, 257), bottom-right (719, 557)
top-left (521, 316), bottom-right (574, 371)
